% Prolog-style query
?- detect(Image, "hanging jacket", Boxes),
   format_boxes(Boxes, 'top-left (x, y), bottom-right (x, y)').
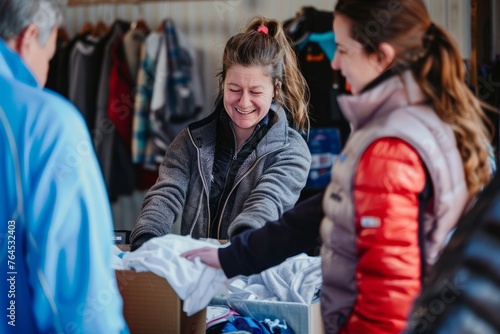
top-left (94, 20), bottom-right (135, 202)
top-left (149, 20), bottom-right (203, 165)
top-left (130, 102), bottom-right (311, 242)
top-left (132, 31), bottom-right (161, 167)
top-left (321, 70), bottom-right (468, 333)
top-left (0, 40), bottom-right (127, 334)
top-left (108, 35), bottom-right (134, 150)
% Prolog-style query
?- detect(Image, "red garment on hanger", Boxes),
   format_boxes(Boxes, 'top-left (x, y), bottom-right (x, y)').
top-left (108, 35), bottom-right (134, 150)
top-left (108, 35), bottom-right (157, 190)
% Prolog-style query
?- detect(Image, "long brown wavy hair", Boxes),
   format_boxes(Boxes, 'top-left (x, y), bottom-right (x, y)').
top-left (335, 0), bottom-right (493, 195)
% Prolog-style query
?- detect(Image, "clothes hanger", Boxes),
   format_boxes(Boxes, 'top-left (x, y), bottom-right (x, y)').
top-left (79, 21), bottom-right (94, 35)
top-left (92, 20), bottom-right (109, 38)
top-left (57, 27), bottom-right (71, 44)
top-left (131, 19), bottom-right (150, 33)
top-left (131, 3), bottom-right (150, 33)
top-left (155, 19), bottom-right (166, 33)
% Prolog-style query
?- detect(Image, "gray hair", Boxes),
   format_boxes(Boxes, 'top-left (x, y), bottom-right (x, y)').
top-left (0, 0), bottom-right (63, 47)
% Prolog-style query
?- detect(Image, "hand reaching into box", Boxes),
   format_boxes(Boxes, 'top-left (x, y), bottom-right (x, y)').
top-left (182, 247), bottom-right (221, 269)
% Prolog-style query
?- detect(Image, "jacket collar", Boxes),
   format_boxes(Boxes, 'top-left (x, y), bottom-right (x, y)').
top-left (0, 40), bottom-right (39, 87)
top-left (338, 69), bottom-right (429, 131)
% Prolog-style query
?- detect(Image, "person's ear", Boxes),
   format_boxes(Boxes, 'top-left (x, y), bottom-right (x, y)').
top-left (16, 24), bottom-right (38, 58)
top-left (274, 80), bottom-right (282, 98)
top-left (377, 42), bottom-right (396, 71)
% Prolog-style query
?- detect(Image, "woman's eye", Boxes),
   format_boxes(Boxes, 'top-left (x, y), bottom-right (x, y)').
top-left (229, 89), bottom-right (240, 93)
top-left (251, 91), bottom-right (262, 95)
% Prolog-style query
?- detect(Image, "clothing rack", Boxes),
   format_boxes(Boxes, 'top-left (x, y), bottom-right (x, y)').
top-left (67, 0), bottom-right (212, 6)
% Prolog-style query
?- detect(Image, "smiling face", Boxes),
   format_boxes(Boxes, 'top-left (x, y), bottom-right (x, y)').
top-left (331, 14), bottom-right (385, 95)
top-left (223, 65), bottom-right (276, 145)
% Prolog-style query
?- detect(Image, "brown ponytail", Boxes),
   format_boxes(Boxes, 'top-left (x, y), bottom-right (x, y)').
top-left (413, 24), bottom-right (492, 195)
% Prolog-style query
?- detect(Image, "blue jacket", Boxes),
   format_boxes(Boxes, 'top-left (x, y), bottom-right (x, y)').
top-left (0, 40), bottom-right (128, 333)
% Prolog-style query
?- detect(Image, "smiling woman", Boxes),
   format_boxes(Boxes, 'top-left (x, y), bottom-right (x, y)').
top-left (223, 65), bottom-right (276, 148)
top-left (129, 15), bottom-right (312, 249)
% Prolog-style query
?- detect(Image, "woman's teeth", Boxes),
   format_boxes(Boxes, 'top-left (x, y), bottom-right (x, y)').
top-left (236, 108), bottom-right (254, 115)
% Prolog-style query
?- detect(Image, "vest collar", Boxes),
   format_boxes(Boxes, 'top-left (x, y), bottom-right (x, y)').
top-left (338, 70), bottom-right (428, 131)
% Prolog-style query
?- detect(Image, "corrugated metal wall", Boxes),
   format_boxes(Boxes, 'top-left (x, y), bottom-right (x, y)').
top-left (63, 0), bottom-right (471, 110)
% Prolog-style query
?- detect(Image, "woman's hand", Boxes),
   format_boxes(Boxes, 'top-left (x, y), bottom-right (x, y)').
top-left (181, 247), bottom-right (222, 269)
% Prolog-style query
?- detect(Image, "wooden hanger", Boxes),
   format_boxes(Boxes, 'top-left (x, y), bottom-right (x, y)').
top-left (131, 19), bottom-right (150, 33)
top-left (131, 2), bottom-right (150, 33)
top-left (156, 19), bottom-right (166, 33)
top-left (57, 27), bottom-right (71, 44)
top-left (79, 21), bottom-right (94, 35)
top-left (92, 20), bottom-right (109, 38)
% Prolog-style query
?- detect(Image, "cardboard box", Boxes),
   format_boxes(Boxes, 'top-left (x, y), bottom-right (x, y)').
top-left (116, 270), bottom-right (206, 334)
top-left (210, 295), bottom-right (324, 334)
top-left (117, 244), bottom-right (131, 252)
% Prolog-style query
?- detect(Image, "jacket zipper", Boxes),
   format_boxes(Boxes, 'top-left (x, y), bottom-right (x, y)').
top-left (216, 145), bottom-right (288, 239)
top-left (187, 129), bottom-right (211, 237)
top-left (212, 131), bottom-right (239, 238)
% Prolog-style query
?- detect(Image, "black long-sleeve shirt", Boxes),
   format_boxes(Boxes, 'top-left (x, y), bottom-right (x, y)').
top-left (219, 191), bottom-right (324, 278)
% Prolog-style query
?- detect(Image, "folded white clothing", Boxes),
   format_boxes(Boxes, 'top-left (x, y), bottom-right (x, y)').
top-left (122, 234), bottom-right (229, 316)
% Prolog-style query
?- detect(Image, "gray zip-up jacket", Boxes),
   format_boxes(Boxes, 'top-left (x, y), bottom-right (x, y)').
top-left (130, 104), bottom-right (311, 242)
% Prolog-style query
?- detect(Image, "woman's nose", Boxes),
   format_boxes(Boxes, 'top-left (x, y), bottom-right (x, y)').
top-left (239, 91), bottom-right (252, 108)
